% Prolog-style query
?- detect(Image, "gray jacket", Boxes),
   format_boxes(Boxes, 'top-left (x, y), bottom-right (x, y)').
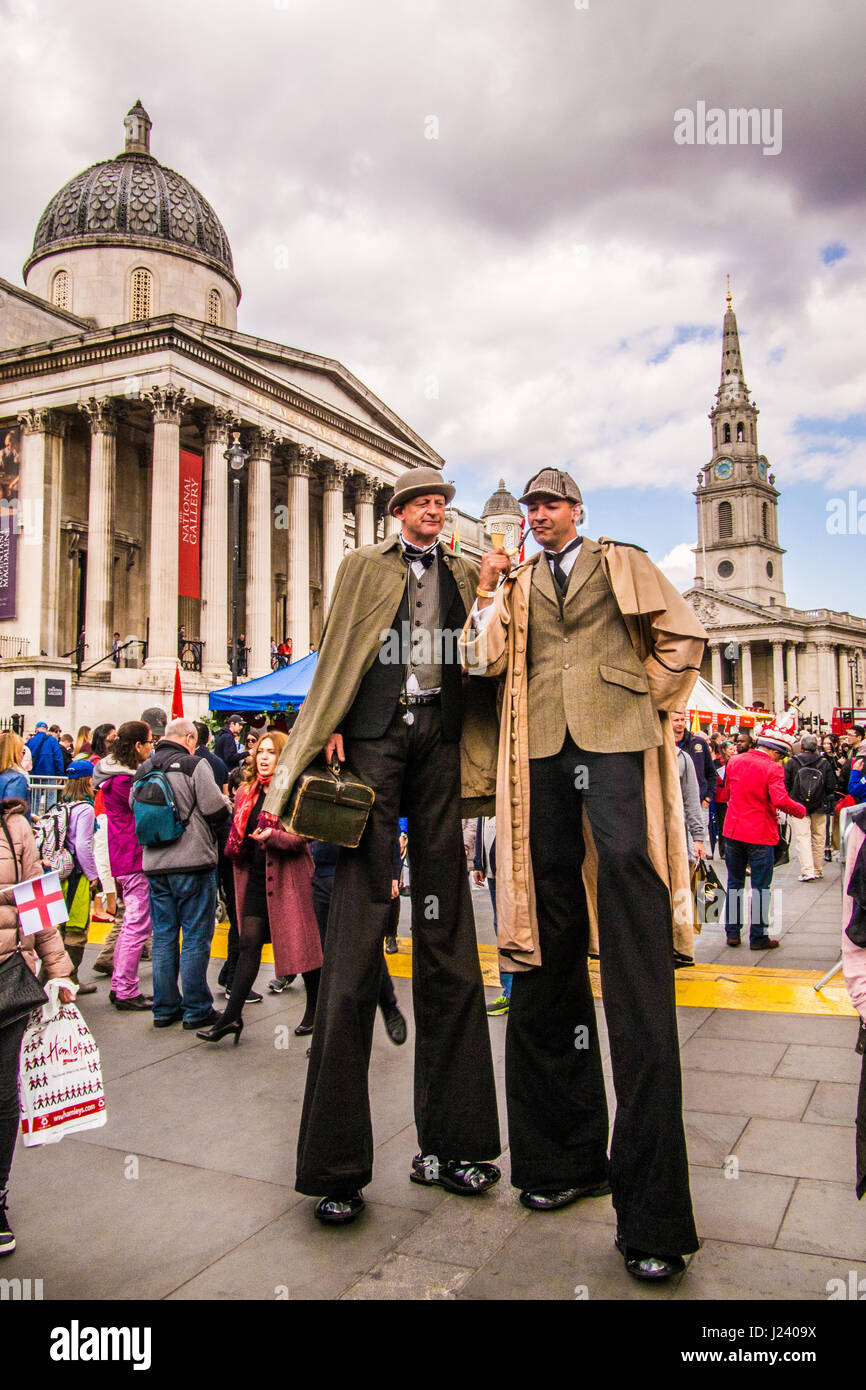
top-left (130, 740), bottom-right (231, 876)
top-left (677, 747), bottom-right (705, 861)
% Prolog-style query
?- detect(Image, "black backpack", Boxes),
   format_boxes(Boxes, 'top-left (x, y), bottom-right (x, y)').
top-left (791, 759), bottom-right (826, 812)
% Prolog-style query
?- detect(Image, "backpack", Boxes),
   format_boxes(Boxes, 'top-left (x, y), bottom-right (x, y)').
top-left (130, 768), bottom-right (191, 847)
top-left (33, 802), bottom-right (75, 880)
top-left (791, 759), bottom-right (826, 812)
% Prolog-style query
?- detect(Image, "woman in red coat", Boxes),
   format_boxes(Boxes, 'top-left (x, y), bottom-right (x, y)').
top-left (198, 732), bottom-right (322, 1044)
top-left (723, 714), bottom-right (807, 950)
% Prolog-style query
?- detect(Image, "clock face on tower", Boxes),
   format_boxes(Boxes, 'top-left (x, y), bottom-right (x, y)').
top-left (715, 459), bottom-right (733, 480)
top-left (757, 460), bottom-right (767, 480)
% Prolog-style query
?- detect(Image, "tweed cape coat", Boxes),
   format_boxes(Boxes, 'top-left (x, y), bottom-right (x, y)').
top-left (263, 533), bottom-right (499, 824)
top-left (459, 537), bottom-right (708, 970)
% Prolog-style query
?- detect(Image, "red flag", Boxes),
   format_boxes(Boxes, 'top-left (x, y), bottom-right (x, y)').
top-left (518, 517), bottom-right (526, 563)
top-left (171, 665), bottom-right (184, 720)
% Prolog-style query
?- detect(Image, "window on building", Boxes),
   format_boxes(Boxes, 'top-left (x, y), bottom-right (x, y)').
top-left (51, 269), bottom-right (70, 311)
top-left (736, 421), bottom-right (745, 442)
top-left (207, 288), bottom-right (222, 326)
top-left (130, 267), bottom-right (152, 320)
top-left (717, 560), bottom-right (734, 579)
top-left (762, 503), bottom-right (769, 539)
top-left (718, 500), bottom-right (733, 539)
top-left (766, 560), bottom-right (774, 577)
top-left (723, 423), bottom-right (731, 443)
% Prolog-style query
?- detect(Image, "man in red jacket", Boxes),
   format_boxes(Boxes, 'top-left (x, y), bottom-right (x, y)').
top-left (723, 711), bottom-right (807, 950)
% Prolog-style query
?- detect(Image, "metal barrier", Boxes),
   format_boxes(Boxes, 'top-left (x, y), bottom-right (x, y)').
top-left (29, 776), bottom-right (66, 817)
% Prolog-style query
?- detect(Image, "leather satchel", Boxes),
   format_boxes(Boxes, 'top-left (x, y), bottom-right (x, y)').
top-left (281, 757), bottom-right (375, 848)
top-left (0, 949), bottom-right (48, 1030)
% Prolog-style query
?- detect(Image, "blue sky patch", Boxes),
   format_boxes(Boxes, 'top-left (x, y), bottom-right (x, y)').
top-left (820, 242), bottom-right (848, 265)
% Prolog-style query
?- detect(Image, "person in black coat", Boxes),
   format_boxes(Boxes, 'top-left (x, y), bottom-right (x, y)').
top-left (214, 716), bottom-right (246, 771)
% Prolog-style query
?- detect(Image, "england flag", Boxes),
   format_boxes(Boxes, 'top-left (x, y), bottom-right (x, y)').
top-left (13, 871), bottom-right (69, 936)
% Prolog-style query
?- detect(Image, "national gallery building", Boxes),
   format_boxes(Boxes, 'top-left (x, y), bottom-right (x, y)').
top-left (0, 103), bottom-right (488, 727)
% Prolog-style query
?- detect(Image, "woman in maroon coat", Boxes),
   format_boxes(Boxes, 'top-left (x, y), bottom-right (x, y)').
top-left (197, 732), bottom-right (322, 1044)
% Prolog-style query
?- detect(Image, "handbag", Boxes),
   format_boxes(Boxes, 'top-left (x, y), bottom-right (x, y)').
top-left (774, 819), bottom-right (791, 866)
top-left (0, 815), bottom-right (48, 1028)
top-left (282, 756), bottom-right (375, 849)
top-left (693, 857), bottom-right (724, 926)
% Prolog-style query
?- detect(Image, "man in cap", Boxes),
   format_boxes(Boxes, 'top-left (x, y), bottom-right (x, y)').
top-left (140, 706), bottom-right (168, 744)
top-left (263, 467), bottom-right (500, 1225)
top-left (461, 467), bottom-right (706, 1279)
top-left (26, 720), bottom-right (65, 777)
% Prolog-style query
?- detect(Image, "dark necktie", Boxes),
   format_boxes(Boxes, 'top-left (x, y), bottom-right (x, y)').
top-left (544, 537), bottom-right (581, 594)
top-left (403, 544), bottom-right (436, 569)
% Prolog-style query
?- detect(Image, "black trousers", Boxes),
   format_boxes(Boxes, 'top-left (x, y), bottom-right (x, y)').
top-left (295, 704), bottom-right (500, 1196)
top-left (312, 881), bottom-right (396, 1013)
top-left (0, 1017), bottom-right (28, 1190)
top-left (506, 738), bottom-right (698, 1256)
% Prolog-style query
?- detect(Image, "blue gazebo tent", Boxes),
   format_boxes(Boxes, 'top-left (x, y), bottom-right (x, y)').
top-left (208, 651), bottom-right (318, 712)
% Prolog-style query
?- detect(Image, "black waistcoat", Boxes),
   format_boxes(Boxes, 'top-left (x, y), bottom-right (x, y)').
top-left (342, 552), bottom-right (467, 742)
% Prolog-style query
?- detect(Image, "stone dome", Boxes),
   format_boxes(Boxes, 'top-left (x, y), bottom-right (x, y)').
top-left (481, 478), bottom-right (521, 520)
top-left (23, 102), bottom-right (238, 291)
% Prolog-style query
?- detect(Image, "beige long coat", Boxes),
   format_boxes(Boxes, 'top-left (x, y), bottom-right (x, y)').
top-left (460, 538), bottom-right (707, 969)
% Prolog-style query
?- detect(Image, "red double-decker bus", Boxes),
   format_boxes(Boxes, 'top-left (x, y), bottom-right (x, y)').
top-left (832, 706), bottom-right (866, 736)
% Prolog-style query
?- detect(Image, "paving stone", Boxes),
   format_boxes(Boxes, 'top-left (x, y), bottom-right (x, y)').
top-left (803, 1081), bottom-right (860, 1127)
top-left (342, 1252), bottom-right (475, 1299)
top-left (695, 1011), bottom-right (857, 1048)
top-left (6, 1141), bottom-right (297, 1300)
top-left (459, 1211), bottom-right (683, 1300)
top-left (677, 1007), bottom-right (715, 1044)
top-left (688, 1164), bottom-right (795, 1245)
top-left (684, 1111), bottom-right (749, 1167)
top-left (775, 1179), bottom-right (866, 1260)
top-left (396, 1177), bottom-right (528, 1266)
top-left (675, 1238), bottom-right (866, 1301)
top-left (680, 1036), bottom-right (787, 1075)
top-left (775, 1044), bottom-right (863, 1084)
top-left (168, 1198), bottom-right (426, 1300)
top-left (683, 1071), bottom-right (814, 1120)
top-left (734, 1118), bottom-right (853, 1182)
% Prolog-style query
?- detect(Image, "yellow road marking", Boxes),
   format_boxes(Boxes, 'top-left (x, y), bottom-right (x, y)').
top-left (86, 919), bottom-right (855, 1017)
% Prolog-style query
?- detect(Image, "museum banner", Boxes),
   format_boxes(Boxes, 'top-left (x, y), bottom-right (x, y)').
top-left (0, 424), bottom-right (20, 620)
top-left (178, 450), bottom-right (202, 599)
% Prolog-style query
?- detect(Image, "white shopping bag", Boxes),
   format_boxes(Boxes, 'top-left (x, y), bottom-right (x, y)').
top-left (18, 979), bottom-right (107, 1146)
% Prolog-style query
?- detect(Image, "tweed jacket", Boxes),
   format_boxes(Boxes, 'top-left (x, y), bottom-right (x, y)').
top-left (460, 537), bottom-right (707, 968)
top-left (263, 533), bottom-right (499, 823)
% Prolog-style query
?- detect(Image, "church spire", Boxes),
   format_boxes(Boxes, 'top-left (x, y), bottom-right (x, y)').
top-left (717, 279), bottom-right (749, 406)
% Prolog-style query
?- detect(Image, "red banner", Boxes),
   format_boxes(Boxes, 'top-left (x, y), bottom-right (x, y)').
top-left (178, 450), bottom-right (202, 599)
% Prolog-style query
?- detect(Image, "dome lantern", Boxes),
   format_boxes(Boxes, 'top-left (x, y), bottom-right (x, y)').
top-left (123, 99), bottom-right (153, 156)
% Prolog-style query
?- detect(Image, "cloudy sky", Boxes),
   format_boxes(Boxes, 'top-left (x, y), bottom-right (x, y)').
top-left (3, 0), bottom-right (865, 609)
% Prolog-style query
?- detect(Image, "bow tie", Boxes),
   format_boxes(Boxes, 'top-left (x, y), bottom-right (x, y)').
top-left (402, 544), bottom-right (437, 569)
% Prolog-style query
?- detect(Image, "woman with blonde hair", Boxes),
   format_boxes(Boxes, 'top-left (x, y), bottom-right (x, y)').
top-left (198, 731), bottom-right (321, 1044)
top-left (72, 726), bottom-right (92, 758)
top-left (0, 732), bottom-right (29, 810)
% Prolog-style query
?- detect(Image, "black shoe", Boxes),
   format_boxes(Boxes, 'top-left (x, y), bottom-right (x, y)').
top-left (382, 1006), bottom-right (407, 1045)
top-left (750, 937), bottom-right (780, 951)
top-left (519, 1179), bottom-right (611, 1211)
top-left (615, 1234), bottom-right (685, 1280)
top-left (197, 1017), bottom-right (243, 1045)
top-left (294, 1016), bottom-right (315, 1036)
top-left (153, 1010), bottom-right (183, 1028)
top-left (268, 975), bottom-right (296, 993)
top-left (314, 1192), bottom-right (364, 1225)
top-left (0, 1187), bottom-right (14, 1255)
top-left (225, 988), bottom-right (263, 1004)
top-left (410, 1154), bottom-right (500, 1195)
top-left (113, 994), bottom-right (154, 1011)
top-left (384, 935), bottom-right (398, 954)
top-left (183, 1008), bottom-right (220, 1030)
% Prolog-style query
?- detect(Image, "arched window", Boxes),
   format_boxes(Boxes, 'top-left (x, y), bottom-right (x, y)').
top-left (736, 421), bottom-right (745, 442)
top-left (207, 288), bottom-right (222, 326)
top-left (718, 501), bottom-right (733, 539)
top-left (723, 423), bottom-right (731, 443)
top-left (762, 502), bottom-right (769, 539)
top-left (51, 269), bottom-right (70, 311)
top-left (130, 267), bottom-right (152, 320)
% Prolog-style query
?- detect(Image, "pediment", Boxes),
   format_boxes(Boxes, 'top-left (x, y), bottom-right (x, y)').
top-left (684, 587), bottom-right (775, 630)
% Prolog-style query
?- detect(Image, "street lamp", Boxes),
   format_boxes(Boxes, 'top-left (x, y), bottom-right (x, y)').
top-left (225, 430), bottom-right (249, 684)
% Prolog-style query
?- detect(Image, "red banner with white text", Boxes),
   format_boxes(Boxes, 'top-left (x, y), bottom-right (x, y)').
top-left (178, 450), bottom-right (202, 599)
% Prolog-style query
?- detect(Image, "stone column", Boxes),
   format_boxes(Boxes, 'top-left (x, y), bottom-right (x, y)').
top-left (838, 646), bottom-right (854, 708)
top-left (815, 642), bottom-right (836, 725)
top-left (144, 385), bottom-right (187, 673)
top-left (740, 641), bottom-right (753, 707)
top-left (786, 643), bottom-right (799, 702)
top-left (710, 642), bottom-right (723, 690)
top-left (79, 398), bottom-right (117, 668)
top-left (200, 406), bottom-right (233, 681)
top-left (246, 429), bottom-right (278, 678)
top-left (322, 461), bottom-right (351, 615)
top-left (16, 409), bottom-right (67, 660)
top-left (354, 474), bottom-right (376, 549)
top-left (771, 640), bottom-right (786, 712)
top-left (286, 444), bottom-right (315, 657)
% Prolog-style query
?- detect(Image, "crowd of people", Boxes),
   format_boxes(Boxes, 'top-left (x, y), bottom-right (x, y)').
top-left (1, 465), bottom-right (865, 1284)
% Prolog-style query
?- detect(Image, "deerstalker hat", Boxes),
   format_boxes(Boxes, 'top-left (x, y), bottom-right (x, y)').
top-left (519, 468), bottom-right (583, 506)
top-left (388, 467), bottom-right (455, 515)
